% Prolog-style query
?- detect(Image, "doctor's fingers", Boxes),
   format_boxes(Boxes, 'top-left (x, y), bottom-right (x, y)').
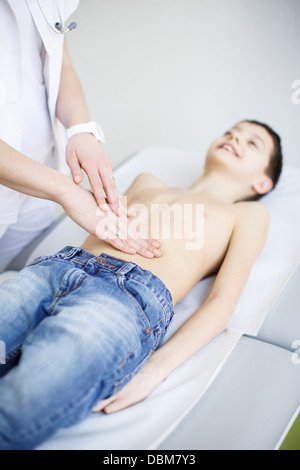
top-left (66, 148), bottom-right (84, 185)
top-left (66, 149), bottom-right (112, 211)
top-left (85, 164), bottom-right (120, 214)
top-left (126, 238), bottom-right (162, 258)
top-left (85, 168), bottom-right (108, 210)
top-left (126, 224), bottom-right (162, 255)
top-left (98, 165), bottom-right (121, 215)
top-left (110, 237), bottom-right (157, 258)
top-left (96, 223), bottom-right (158, 258)
top-left (112, 224), bottom-right (162, 257)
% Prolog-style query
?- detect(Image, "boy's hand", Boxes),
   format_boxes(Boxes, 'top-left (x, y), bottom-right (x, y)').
top-left (92, 359), bottom-right (163, 414)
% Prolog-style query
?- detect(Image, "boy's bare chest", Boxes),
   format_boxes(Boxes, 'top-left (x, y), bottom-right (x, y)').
top-left (129, 185), bottom-right (236, 276)
top-left (129, 186), bottom-right (235, 238)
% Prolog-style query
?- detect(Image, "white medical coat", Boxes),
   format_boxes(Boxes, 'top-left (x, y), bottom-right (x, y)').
top-left (0, 0), bottom-right (79, 236)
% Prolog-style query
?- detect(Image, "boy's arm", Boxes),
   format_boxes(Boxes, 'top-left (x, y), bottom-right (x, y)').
top-left (150, 202), bottom-right (270, 376)
top-left (94, 202), bottom-right (270, 413)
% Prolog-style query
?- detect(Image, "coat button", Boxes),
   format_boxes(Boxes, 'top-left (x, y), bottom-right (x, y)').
top-left (147, 328), bottom-right (152, 335)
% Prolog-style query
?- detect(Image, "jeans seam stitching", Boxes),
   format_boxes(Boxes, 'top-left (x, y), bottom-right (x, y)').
top-left (113, 346), bottom-right (156, 394)
top-left (71, 259), bottom-right (86, 266)
top-left (55, 274), bottom-right (87, 299)
top-left (5, 347), bottom-right (21, 361)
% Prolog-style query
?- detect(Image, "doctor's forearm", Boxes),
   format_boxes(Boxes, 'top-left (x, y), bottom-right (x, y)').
top-left (0, 139), bottom-right (74, 204)
top-left (0, 139), bottom-right (103, 237)
top-left (56, 41), bottom-right (91, 128)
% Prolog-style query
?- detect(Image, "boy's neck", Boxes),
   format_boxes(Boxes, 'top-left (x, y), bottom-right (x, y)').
top-left (189, 169), bottom-right (249, 204)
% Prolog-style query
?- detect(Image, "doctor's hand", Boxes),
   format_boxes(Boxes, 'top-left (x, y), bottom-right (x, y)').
top-left (65, 133), bottom-right (121, 215)
top-left (61, 177), bottom-right (161, 259)
top-left (95, 202), bottom-right (162, 259)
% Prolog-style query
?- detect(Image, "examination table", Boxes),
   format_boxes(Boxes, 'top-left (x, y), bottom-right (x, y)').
top-left (1, 146), bottom-right (300, 450)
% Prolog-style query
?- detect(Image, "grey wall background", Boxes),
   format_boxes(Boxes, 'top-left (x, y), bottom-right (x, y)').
top-left (67, 0), bottom-right (300, 168)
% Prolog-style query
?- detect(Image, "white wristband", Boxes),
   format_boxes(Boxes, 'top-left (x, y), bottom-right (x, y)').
top-left (66, 121), bottom-right (106, 143)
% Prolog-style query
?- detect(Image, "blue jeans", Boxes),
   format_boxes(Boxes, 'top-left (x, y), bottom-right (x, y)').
top-left (0, 246), bottom-right (174, 450)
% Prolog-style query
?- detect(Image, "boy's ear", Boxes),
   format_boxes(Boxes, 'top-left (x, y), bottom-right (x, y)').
top-left (252, 175), bottom-right (274, 195)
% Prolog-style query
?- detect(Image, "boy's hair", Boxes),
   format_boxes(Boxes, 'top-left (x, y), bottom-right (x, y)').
top-left (239, 120), bottom-right (283, 201)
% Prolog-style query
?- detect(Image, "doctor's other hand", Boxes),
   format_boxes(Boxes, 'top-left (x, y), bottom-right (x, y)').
top-left (65, 133), bottom-right (121, 214)
top-left (61, 182), bottom-right (161, 259)
top-left (95, 203), bottom-right (162, 259)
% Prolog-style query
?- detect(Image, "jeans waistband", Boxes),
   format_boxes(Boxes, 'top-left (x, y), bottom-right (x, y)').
top-left (55, 246), bottom-right (174, 326)
top-left (55, 246), bottom-right (135, 275)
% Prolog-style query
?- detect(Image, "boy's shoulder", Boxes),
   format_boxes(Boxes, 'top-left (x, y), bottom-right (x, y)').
top-left (233, 200), bottom-right (270, 230)
top-left (130, 173), bottom-right (167, 192)
top-left (234, 200), bottom-right (270, 215)
top-left (134, 172), bottom-right (165, 184)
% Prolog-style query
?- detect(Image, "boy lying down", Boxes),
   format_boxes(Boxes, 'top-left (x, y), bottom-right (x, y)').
top-left (0, 120), bottom-right (283, 449)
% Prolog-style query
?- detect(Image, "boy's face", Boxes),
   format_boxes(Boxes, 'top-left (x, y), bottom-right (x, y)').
top-left (205, 121), bottom-right (274, 196)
